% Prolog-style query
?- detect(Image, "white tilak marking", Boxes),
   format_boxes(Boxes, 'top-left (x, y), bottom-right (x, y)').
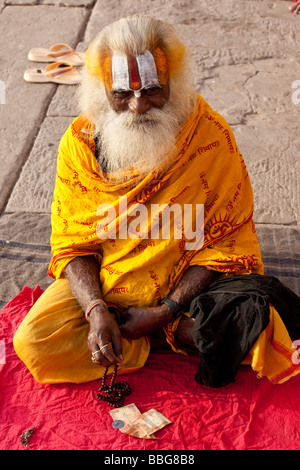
top-left (111, 53), bottom-right (129, 91)
top-left (136, 50), bottom-right (160, 88)
top-left (111, 50), bottom-right (159, 92)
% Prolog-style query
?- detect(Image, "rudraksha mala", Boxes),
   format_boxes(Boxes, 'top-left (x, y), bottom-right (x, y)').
top-left (96, 364), bottom-right (131, 408)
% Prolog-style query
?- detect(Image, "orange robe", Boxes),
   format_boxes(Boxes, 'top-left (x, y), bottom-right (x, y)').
top-left (13, 95), bottom-right (300, 384)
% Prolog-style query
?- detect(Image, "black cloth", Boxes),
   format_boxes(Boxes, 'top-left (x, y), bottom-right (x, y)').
top-left (94, 136), bottom-right (108, 172)
top-left (189, 274), bottom-right (300, 388)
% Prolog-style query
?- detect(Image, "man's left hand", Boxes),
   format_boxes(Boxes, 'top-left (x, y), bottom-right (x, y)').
top-left (120, 305), bottom-right (172, 339)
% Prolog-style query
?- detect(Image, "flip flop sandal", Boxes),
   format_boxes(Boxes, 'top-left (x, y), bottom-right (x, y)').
top-left (28, 43), bottom-right (84, 66)
top-left (23, 62), bottom-right (82, 85)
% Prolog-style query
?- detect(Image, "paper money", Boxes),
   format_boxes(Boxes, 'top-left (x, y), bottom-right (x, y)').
top-left (109, 403), bottom-right (172, 439)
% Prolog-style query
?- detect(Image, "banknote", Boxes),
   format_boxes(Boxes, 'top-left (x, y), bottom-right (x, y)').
top-left (109, 403), bottom-right (172, 439)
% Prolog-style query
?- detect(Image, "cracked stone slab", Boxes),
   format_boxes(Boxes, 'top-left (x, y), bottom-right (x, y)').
top-left (0, 213), bottom-right (52, 304)
top-left (0, 5), bottom-right (89, 213)
top-left (85, 0), bottom-right (300, 54)
top-left (250, 152), bottom-right (299, 225)
top-left (245, 59), bottom-right (298, 115)
top-left (0, 212), bottom-right (51, 244)
top-left (47, 85), bottom-right (80, 117)
top-left (197, 58), bottom-right (300, 123)
top-left (197, 63), bottom-right (256, 126)
top-left (6, 117), bottom-right (73, 213)
top-left (233, 109), bottom-right (300, 225)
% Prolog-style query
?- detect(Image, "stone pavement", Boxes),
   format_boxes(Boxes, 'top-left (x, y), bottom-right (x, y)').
top-left (0, 0), bottom-right (299, 307)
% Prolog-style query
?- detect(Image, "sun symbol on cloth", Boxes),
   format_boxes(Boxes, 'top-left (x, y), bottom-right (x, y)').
top-left (207, 213), bottom-right (239, 240)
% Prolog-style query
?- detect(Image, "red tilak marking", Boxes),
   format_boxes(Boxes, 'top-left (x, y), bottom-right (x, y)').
top-left (129, 57), bottom-right (140, 90)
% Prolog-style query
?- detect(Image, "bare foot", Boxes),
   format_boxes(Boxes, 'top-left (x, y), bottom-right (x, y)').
top-left (119, 305), bottom-right (172, 339)
top-left (289, 1), bottom-right (300, 14)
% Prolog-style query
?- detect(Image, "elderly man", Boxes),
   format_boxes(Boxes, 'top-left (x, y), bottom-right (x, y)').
top-left (14, 15), bottom-right (300, 387)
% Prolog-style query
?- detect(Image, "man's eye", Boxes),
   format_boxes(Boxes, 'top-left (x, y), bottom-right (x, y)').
top-left (143, 86), bottom-right (161, 96)
top-left (113, 90), bottom-right (132, 99)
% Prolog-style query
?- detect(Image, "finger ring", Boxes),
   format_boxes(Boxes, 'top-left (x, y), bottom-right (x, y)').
top-left (92, 343), bottom-right (110, 357)
top-left (92, 349), bottom-right (101, 357)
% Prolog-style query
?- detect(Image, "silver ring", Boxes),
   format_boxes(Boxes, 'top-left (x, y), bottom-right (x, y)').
top-left (92, 349), bottom-right (101, 357)
top-left (92, 343), bottom-right (110, 358)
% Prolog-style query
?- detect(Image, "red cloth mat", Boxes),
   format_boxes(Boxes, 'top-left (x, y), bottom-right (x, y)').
top-left (1, 285), bottom-right (300, 450)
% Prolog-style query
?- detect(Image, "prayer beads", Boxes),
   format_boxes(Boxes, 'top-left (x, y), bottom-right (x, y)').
top-left (96, 364), bottom-right (131, 408)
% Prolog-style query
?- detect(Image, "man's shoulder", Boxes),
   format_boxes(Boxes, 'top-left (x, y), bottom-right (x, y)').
top-left (70, 114), bottom-right (93, 139)
top-left (60, 114), bottom-right (94, 150)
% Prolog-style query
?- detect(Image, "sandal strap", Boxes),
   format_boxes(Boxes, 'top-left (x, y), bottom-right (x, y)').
top-left (45, 62), bottom-right (79, 78)
top-left (47, 43), bottom-right (81, 59)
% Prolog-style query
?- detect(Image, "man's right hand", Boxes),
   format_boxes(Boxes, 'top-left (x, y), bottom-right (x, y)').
top-left (87, 307), bottom-right (123, 367)
top-left (64, 256), bottom-right (124, 368)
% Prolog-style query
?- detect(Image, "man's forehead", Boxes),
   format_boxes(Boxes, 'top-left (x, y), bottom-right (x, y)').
top-left (103, 48), bottom-right (168, 91)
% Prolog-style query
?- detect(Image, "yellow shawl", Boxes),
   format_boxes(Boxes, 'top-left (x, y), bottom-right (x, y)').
top-left (49, 95), bottom-right (263, 308)
top-left (47, 95), bottom-right (300, 385)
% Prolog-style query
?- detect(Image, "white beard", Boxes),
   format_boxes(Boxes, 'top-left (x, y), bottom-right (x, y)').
top-left (77, 66), bottom-right (197, 179)
top-left (94, 100), bottom-right (182, 177)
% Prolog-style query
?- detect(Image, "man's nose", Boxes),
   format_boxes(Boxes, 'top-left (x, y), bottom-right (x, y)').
top-left (128, 95), bottom-right (151, 114)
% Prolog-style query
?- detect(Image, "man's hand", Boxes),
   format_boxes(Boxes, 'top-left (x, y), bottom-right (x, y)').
top-left (119, 266), bottom-right (221, 340)
top-left (64, 255), bottom-right (123, 367)
top-left (119, 305), bottom-right (173, 339)
top-left (88, 307), bottom-right (123, 366)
